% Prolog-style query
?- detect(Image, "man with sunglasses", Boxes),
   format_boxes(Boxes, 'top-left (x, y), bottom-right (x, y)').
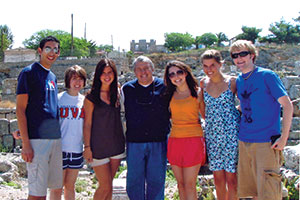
top-left (122, 56), bottom-right (170, 200)
top-left (16, 36), bottom-right (62, 200)
top-left (230, 40), bottom-right (293, 200)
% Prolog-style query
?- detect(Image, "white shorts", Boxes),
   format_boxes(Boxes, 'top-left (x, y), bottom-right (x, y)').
top-left (27, 139), bottom-right (62, 196)
top-left (90, 152), bottom-right (126, 167)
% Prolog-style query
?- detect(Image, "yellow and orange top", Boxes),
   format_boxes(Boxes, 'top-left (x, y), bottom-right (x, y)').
top-left (169, 96), bottom-right (203, 138)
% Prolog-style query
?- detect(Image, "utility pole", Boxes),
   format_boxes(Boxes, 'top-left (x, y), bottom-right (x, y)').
top-left (111, 35), bottom-right (114, 50)
top-left (71, 13), bottom-right (74, 56)
top-left (84, 23), bottom-right (86, 40)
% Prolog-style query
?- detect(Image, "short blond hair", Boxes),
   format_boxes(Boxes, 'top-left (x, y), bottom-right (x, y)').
top-left (230, 40), bottom-right (258, 62)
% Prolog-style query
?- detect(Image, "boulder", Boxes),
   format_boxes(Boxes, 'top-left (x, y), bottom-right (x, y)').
top-left (283, 144), bottom-right (300, 172)
top-left (295, 60), bottom-right (300, 76)
top-left (289, 85), bottom-right (300, 100)
top-left (0, 118), bottom-right (9, 136)
top-left (282, 76), bottom-right (300, 90)
top-left (293, 98), bottom-right (300, 117)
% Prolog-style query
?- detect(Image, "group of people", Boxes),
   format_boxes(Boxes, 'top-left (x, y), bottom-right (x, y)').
top-left (14, 36), bottom-right (293, 200)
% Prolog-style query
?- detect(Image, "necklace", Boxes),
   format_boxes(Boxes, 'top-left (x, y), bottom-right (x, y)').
top-left (242, 67), bottom-right (256, 80)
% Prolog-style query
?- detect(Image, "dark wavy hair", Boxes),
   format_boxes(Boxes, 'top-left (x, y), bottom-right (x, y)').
top-left (163, 60), bottom-right (198, 99)
top-left (89, 58), bottom-right (118, 106)
top-left (39, 36), bottom-right (60, 50)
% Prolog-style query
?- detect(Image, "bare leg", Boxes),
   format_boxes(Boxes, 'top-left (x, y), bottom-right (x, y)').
top-left (171, 165), bottom-right (185, 200)
top-left (213, 170), bottom-right (227, 200)
top-left (64, 168), bottom-right (80, 200)
top-left (109, 158), bottom-right (122, 178)
top-left (93, 163), bottom-right (113, 200)
top-left (182, 164), bottom-right (201, 200)
top-left (49, 169), bottom-right (66, 200)
top-left (28, 196), bottom-right (46, 200)
top-left (225, 171), bottom-right (238, 200)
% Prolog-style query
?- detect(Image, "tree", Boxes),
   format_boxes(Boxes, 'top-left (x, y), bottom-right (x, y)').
top-left (0, 25), bottom-right (14, 61)
top-left (164, 32), bottom-right (194, 52)
top-left (98, 44), bottom-right (113, 53)
top-left (23, 29), bottom-right (98, 58)
top-left (216, 32), bottom-right (228, 47)
top-left (194, 36), bottom-right (201, 49)
top-left (235, 26), bottom-right (262, 43)
top-left (261, 18), bottom-right (300, 44)
top-left (198, 33), bottom-right (218, 47)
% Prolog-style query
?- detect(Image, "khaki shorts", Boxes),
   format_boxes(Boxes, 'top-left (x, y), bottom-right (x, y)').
top-left (237, 141), bottom-right (283, 200)
top-left (90, 152), bottom-right (126, 167)
top-left (27, 139), bottom-right (62, 196)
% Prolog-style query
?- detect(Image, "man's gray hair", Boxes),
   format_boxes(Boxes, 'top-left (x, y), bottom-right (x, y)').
top-left (132, 56), bottom-right (154, 70)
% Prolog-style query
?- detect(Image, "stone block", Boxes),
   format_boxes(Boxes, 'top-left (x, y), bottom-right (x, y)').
top-left (0, 119), bottom-right (9, 136)
top-left (9, 119), bottom-right (18, 133)
top-left (289, 85), bottom-right (300, 100)
top-left (293, 98), bottom-right (300, 117)
top-left (282, 76), bottom-right (300, 90)
top-left (3, 134), bottom-right (13, 149)
top-left (283, 144), bottom-right (300, 172)
top-left (289, 131), bottom-right (300, 140)
top-left (295, 60), bottom-right (300, 76)
top-left (1, 78), bottom-right (17, 95)
top-left (291, 117), bottom-right (300, 131)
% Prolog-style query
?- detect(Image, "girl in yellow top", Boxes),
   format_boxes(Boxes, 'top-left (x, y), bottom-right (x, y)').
top-left (164, 60), bottom-right (206, 200)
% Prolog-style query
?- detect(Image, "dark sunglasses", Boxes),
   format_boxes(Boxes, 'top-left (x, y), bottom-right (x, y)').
top-left (168, 70), bottom-right (184, 78)
top-left (231, 51), bottom-right (251, 59)
top-left (44, 46), bottom-right (59, 54)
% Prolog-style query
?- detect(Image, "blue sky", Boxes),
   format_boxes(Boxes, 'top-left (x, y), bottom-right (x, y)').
top-left (1, 0), bottom-right (299, 51)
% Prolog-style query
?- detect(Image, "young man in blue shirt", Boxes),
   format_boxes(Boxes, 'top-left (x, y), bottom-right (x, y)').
top-left (16, 36), bottom-right (62, 200)
top-left (230, 40), bottom-right (293, 200)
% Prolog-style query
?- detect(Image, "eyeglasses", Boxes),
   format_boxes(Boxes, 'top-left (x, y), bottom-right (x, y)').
top-left (44, 46), bottom-right (59, 54)
top-left (231, 51), bottom-right (251, 59)
top-left (168, 70), bottom-right (184, 78)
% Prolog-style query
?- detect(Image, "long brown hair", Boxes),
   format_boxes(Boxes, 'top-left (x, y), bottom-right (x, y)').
top-left (163, 60), bottom-right (198, 99)
top-left (89, 58), bottom-right (118, 106)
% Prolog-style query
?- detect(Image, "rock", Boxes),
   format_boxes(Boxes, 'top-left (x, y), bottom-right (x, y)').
top-left (293, 98), bottom-right (300, 117)
top-left (0, 158), bottom-right (19, 182)
top-left (291, 117), bottom-right (300, 132)
top-left (282, 76), bottom-right (300, 90)
top-left (10, 155), bottom-right (27, 177)
top-left (0, 118), bottom-right (9, 136)
top-left (283, 144), bottom-right (300, 172)
top-left (78, 171), bottom-right (90, 177)
top-left (282, 186), bottom-right (289, 198)
top-left (289, 131), bottom-right (300, 140)
top-left (295, 60), bottom-right (300, 76)
top-left (2, 134), bottom-right (13, 149)
top-left (118, 170), bottom-right (127, 179)
top-left (289, 85), bottom-right (300, 100)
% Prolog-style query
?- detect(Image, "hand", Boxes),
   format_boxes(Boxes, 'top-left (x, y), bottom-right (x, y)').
top-left (12, 130), bottom-right (21, 140)
top-left (21, 144), bottom-right (34, 163)
top-left (83, 148), bottom-right (93, 163)
top-left (271, 136), bottom-right (287, 151)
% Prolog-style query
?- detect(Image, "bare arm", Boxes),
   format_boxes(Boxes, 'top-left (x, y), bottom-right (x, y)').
top-left (271, 95), bottom-right (293, 150)
top-left (198, 80), bottom-right (206, 120)
top-left (83, 98), bottom-right (94, 163)
top-left (16, 94), bottom-right (33, 163)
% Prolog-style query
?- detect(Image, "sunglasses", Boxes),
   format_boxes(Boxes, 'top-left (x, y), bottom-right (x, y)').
top-left (168, 70), bottom-right (184, 78)
top-left (231, 51), bottom-right (251, 59)
top-left (44, 46), bottom-right (59, 54)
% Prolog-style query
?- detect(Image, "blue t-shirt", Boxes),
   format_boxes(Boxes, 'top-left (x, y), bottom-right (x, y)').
top-left (236, 67), bottom-right (287, 143)
top-left (16, 62), bottom-right (61, 139)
